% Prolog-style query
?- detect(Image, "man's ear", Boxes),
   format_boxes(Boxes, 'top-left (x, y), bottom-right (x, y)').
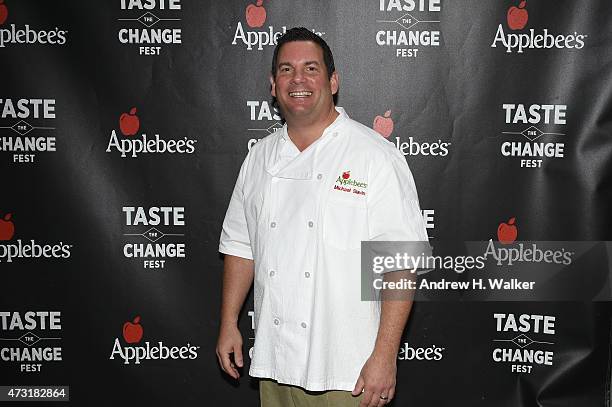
top-left (270, 74), bottom-right (276, 98)
top-left (330, 71), bottom-right (339, 95)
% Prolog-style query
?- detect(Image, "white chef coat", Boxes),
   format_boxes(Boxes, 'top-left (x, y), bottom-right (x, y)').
top-left (219, 107), bottom-right (429, 391)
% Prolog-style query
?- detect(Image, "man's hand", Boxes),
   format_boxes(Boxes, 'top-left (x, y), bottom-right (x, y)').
top-left (216, 255), bottom-right (254, 380)
top-left (216, 322), bottom-right (244, 379)
top-left (352, 351), bottom-right (397, 406)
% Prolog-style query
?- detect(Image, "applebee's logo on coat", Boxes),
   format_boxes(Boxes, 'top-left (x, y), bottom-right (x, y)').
top-left (334, 171), bottom-right (367, 196)
top-left (109, 315), bottom-right (200, 364)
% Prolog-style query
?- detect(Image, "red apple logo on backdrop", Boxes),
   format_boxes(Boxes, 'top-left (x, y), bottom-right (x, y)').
top-left (245, 0), bottom-right (266, 28)
top-left (507, 1), bottom-right (528, 30)
top-left (122, 316), bottom-right (144, 344)
top-left (119, 107), bottom-right (140, 136)
top-left (0, 0), bottom-right (8, 26)
top-left (497, 217), bottom-right (518, 244)
top-left (0, 213), bottom-right (15, 241)
top-left (373, 110), bottom-right (394, 138)
top-left (342, 171), bottom-right (350, 180)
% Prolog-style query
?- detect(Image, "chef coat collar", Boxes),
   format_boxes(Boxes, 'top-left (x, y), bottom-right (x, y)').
top-left (279, 107), bottom-right (348, 143)
top-left (267, 107), bottom-right (348, 180)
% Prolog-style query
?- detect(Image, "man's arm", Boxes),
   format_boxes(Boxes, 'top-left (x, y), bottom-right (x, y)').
top-left (373, 270), bottom-right (415, 358)
top-left (216, 254), bottom-right (254, 379)
top-left (353, 270), bottom-right (415, 406)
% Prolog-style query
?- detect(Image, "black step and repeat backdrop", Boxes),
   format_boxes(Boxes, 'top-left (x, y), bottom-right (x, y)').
top-left (1, 0), bottom-right (611, 405)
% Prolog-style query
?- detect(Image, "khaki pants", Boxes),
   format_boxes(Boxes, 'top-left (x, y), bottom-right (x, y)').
top-left (260, 379), bottom-right (364, 407)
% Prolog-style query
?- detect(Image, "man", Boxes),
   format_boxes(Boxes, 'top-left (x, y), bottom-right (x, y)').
top-left (217, 27), bottom-right (429, 407)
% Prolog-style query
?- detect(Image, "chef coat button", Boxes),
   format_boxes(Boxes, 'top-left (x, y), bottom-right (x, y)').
top-left (317, 173), bottom-right (323, 180)
top-left (332, 132), bottom-right (338, 137)
top-left (270, 221), bottom-right (277, 228)
top-left (304, 271), bottom-right (311, 278)
top-left (274, 318), bottom-right (280, 325)
top-left (301, 322), bottom-right (307, 328)
top-left (307, 221), bottom-right (314, 228)
top-left (269, 270), bottom-right (275, 277)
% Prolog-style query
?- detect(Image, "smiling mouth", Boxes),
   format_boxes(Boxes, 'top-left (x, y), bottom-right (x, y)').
top-left (289, 91), bottom-right (313, 98)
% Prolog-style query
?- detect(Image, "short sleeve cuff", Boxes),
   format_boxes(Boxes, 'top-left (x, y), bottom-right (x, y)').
top-left (219, 243), bottom-right (254, 260)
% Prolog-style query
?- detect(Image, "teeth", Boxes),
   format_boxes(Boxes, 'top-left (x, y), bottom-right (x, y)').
top-left (289, 91), bottom-right (312, 97)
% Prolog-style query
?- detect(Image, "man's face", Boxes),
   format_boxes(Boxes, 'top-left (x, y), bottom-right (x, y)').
top-left (270, 41), bottom-right (338, 121)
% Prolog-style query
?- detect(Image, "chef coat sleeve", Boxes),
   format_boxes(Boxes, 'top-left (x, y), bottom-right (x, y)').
top-left (219, 153), bottom-right (254, 260)
top-left (367, 149), bottom-right (429, 244)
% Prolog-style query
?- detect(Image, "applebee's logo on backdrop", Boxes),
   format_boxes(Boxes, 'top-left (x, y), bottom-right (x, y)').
top-left (109, 315), bottom-right (200, 365)
top-left (372, 109), bottom-right (451, 157)
top-left (0, 212), bottom-right (72, 263)
top-left (491, 1), bottom-right (587, 53)
top-left (492, 313), bottom-right (555, 374)
top-left (373, 110), bottom-right (394, 138)
top-left (484, 217), bottom-right (573, 266)
top-left (507, 0), bottom-right (528, 30)
top-left (0, 1), bottom-right (68, 47)
top-left (246, 0), bottom-right (267, 28)
top-left (0, 213), bottom-right (15, 240)
top-left (117, 0), bottom-right (182, 56)
top-left (0, 0), bottom-right (8, 25)
top-left (123, 316), bottom-right (144, 343)
top-left (397, 342), bottom-right (444, 361)
top-left (375, 0), bottom-right (442, 58)
top-left (0, 98), bottom-right (58, 164)
top-left (232, 1), bottom-right (325, 51)
top-left (122, 206), bottom-right (186, 270)
top-left (0, 311), bottom-right (62, 373)
top-left (106, 107), bottom-right (196, 157)
top-left (497, 217), bottom-right (517, 244)
top-left (498, 103), bottom-right (567, 168)
top-left (246, 99), bottom-right (282, 151)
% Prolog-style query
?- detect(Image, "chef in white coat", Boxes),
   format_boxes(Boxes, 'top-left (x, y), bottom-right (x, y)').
top-left (216, 27), bottom-right (429, 407)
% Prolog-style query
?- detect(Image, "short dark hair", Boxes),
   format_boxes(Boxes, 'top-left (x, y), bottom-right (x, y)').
top-left (271, 27), bottom-right (335, 79)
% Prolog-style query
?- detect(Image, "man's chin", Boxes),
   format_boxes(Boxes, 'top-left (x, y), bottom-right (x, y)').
top-left (280, 104), bottom-right (314, 118)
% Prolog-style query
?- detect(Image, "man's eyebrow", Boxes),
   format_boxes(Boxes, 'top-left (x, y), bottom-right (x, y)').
top-left (277, 61), bottom-right (320, 67)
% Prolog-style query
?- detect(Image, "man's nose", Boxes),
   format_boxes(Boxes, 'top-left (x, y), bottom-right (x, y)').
top-left (291, 70), bottom-right (305, 83)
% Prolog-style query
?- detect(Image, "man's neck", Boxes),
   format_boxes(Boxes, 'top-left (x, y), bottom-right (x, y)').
top-left (286, 107), bottom-right (339, 152)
